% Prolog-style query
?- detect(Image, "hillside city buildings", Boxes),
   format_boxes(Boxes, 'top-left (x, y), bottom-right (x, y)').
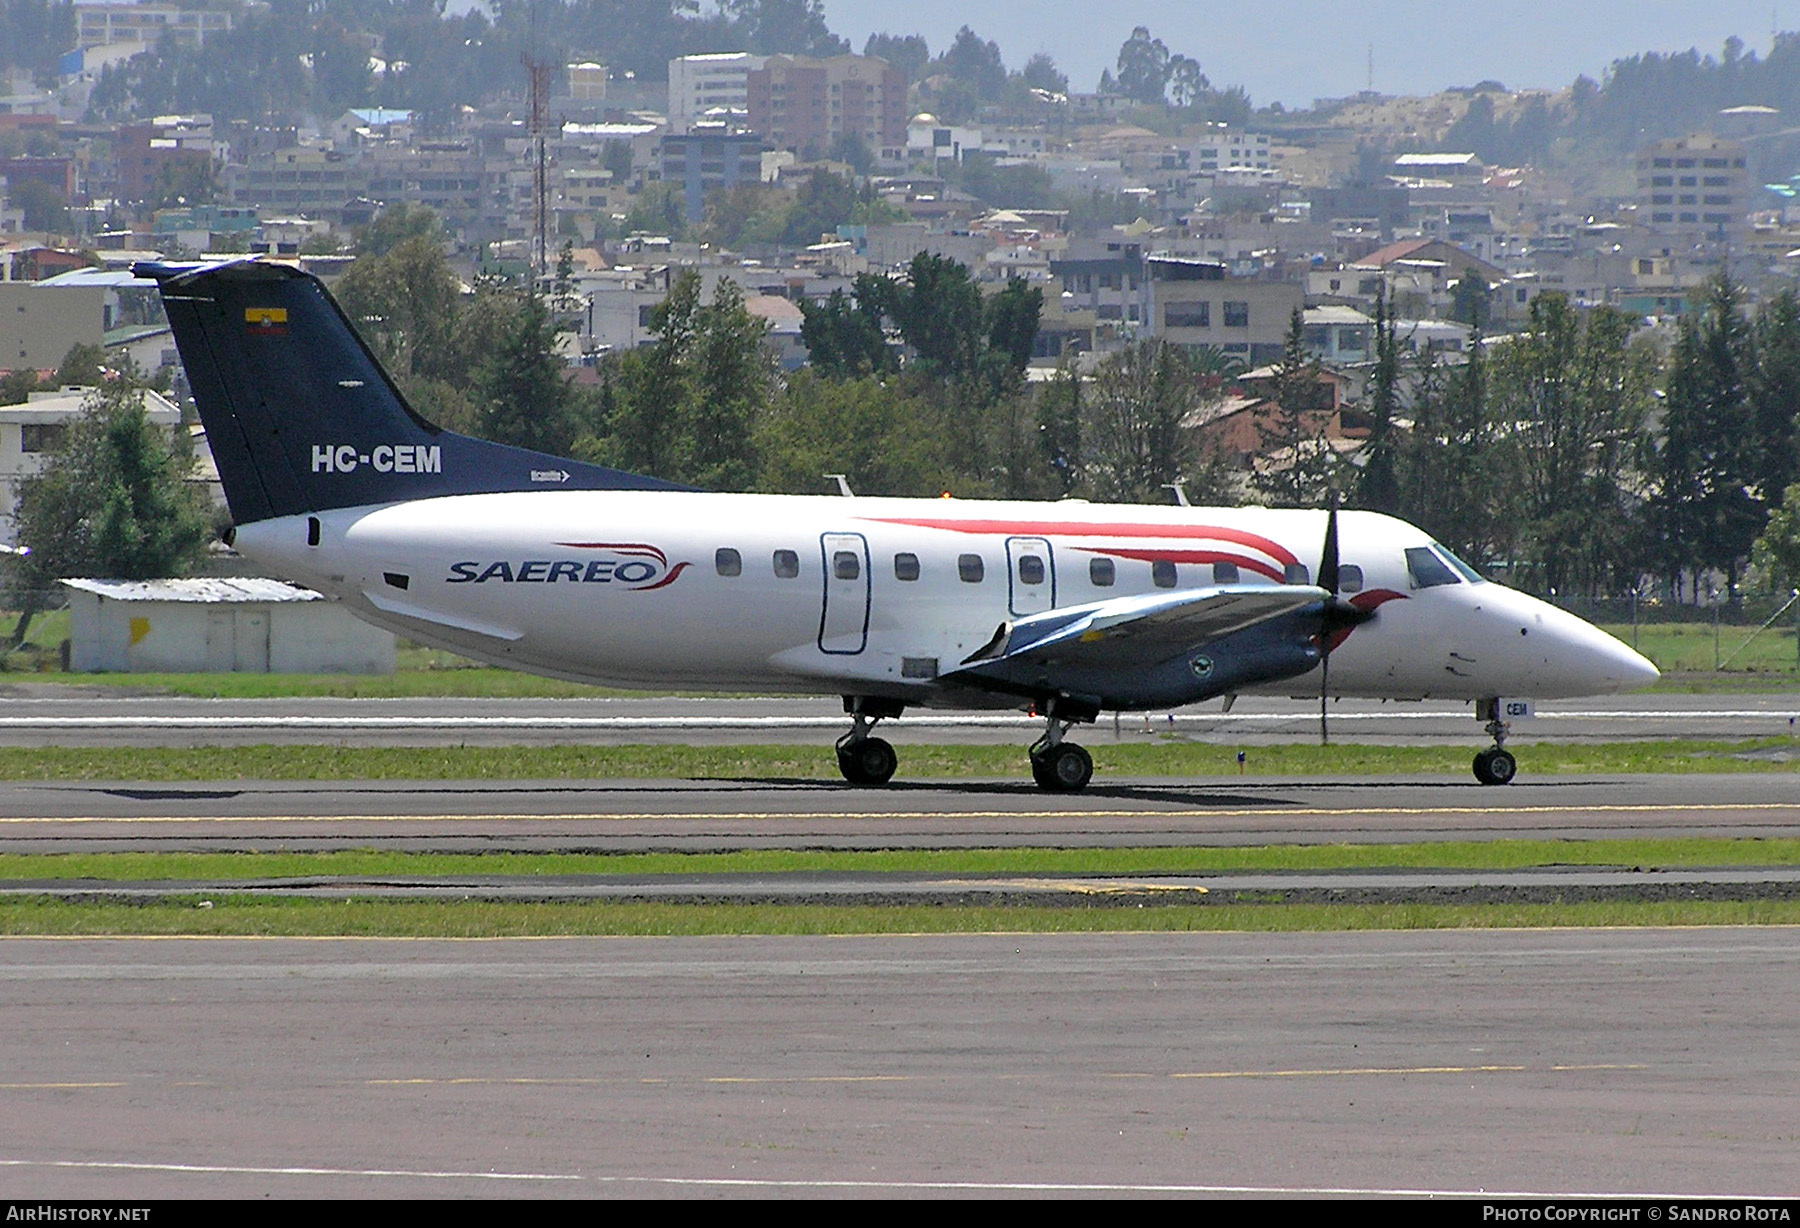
top-left (6, 35), bottom-right (1800, 494)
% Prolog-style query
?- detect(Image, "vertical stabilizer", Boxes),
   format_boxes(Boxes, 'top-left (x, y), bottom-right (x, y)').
top-left (137, 258), bottom-right (685, 524)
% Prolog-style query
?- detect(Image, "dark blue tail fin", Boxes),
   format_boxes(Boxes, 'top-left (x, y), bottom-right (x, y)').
top-left (136, 258), bottom-right (685, 525)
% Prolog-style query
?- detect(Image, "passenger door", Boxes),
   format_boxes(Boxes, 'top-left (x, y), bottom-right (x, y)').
top-left (818, 532), bottom-right (871, 654)
top-left (1006, 536), bottom-right (1055, 616)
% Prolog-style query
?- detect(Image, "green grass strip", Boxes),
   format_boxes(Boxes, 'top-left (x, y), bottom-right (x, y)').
top-left (5, 838), bottom-right (1799, 882)
top-left (1, 896), bottom-right (1797, 936)
top-left (3, 738), bottom-right (1800, 781)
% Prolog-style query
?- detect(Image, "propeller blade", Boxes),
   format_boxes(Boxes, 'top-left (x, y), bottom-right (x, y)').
top-left (1317, 501), bottom-right (1344, 746)
top-left (1318, 502), bottom-right (1340, 597)
top-left (1319, 647), bottom-right (1330, 745)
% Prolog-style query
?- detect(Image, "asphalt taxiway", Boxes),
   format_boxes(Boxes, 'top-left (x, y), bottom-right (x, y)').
top-left (3, 929), bottom-right (1796, 1198)
top-left (0, 772), bottom-right (1796, 851)
top-left (3, 693), bottom-right (1798, 1197)
top-left (3, 773), bottom-right (1796, 905)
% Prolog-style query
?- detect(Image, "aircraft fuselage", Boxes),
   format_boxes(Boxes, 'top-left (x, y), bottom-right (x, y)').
top-left (238, 491), bottom-right (1657, 709)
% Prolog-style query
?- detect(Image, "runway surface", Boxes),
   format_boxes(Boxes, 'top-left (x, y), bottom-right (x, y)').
top-left (3, 929), bottom-right (1796, 1198)
top-left (4, 695), bottom-right (1798, 1198)
top-left (1, 688), bottom-right (1799, 745)
top-left (1, 773), bottom-right (1797, 851)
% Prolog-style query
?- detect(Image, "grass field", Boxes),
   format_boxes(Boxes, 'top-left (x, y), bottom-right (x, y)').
top-left (4, 897), bottom-right (1797, 937)
top-left (3, 837), bottom-right (1795, 882)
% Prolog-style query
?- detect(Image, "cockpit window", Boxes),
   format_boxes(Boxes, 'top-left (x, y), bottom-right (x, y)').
top-left (1433, 543), bottom-right (1485, 584)
top-left (1405, 546), bottom-right (1459, 589)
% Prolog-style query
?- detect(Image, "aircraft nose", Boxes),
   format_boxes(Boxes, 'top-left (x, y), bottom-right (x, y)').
top-left (1587, 628), bottom-right (1660, 691)
top-left (1541, 605), bottom-right (1660, 694)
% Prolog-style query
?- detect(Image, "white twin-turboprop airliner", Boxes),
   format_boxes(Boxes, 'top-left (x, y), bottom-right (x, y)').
top-left (139, 258), bottom-right (1658, 790)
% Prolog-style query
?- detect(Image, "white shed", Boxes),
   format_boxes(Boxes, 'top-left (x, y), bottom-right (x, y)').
top-left (61, 578), bottom-right (396, 674)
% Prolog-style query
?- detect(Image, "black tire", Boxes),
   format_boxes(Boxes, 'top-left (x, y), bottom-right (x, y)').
top-left (1473, 748), bottom-right (1517, 786)
top-left (1031, 742), bottom-right (1093, 792)
top-left (837, 736), bottom-right (898, 786)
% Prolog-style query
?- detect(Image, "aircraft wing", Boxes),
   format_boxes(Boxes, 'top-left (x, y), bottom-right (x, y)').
top-left (949, 584), bottom-right (1327, 675)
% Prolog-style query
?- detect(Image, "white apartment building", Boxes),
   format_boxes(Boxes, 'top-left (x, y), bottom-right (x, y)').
top-left (74, 2), bottom-right (232, 50)
top-left (1193, 126), bottom-right (1271, 174)
top-left (667, 53), bottom-right (766, 134)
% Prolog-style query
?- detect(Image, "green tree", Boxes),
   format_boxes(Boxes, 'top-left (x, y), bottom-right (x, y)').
top-left (9, 178), bottom-right (68, 233)
top-left (1396, 338), bottom-right (1518, 570)
top-left (1750, 483), bottom-right (1800, 596)
top-left (854, 254), bottom-right (1039, 391)
top-left (1750, 288), bottom-right (1800, 506)
top-left (470, 288), bottom-right (578, 456)
top-left (1354, 284), bottom-right (1402, 515)
top-left (686, 277), bottom-right (770, 490)
top-left (334, 233), bottom-right (466, 419)
top-left (941, 26), bottom-right (1008, 102)
top-left (588, 270), bottom-right (771, 488)
top-left (754, 372), bottom-right (955, 497)
top-left (1489, 295), bottom-right (1654, 598)
top-left (1034, 357), bottom-right (1083, 497)
top-left (597, 270), bottom-right (700, 478)
top-left (1252, 308), bottom-right (1338, 507)
top-left (1648, 274), bottom-right (1762, 605)
top-left (0, 368), bottom-right (37, 405)
top-left (51, 342), bottom-right (105, 388)
top-left (1450, 270), bottom-right (1491, 330)
top-left (1113, 26), bottom-right (1171, 104)
top-left (862, 32), bottom-right (930, 83)
top-left (354, 204), bottom-right (447, 258)
top-left (726, 0), bottom-right (847, 56)
top-left (799, 285), bottom-right (893, 378)
top-left (1018, 53), bottom-right (1068, 96)
top-left (9, 380), bottom-right (212, 641)
top-left (1080, 340), bottom-right (1230, 505)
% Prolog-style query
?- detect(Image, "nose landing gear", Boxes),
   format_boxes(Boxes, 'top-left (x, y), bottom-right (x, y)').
top-left (1472, 698), bottom-right (1517, 785)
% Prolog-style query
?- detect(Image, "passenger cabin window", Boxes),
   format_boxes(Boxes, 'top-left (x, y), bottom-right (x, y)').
top-left (1284, 563), bottom-right (1311, 585)
top-left (772, 549), bottom-right (800, 579)
top-left (1405, 546), bottom-right (1459, 589)
top-left (958, 553), bottom-right (985, 583)
top-left (1212, 561), bottom-right (1239, 584)
top-left (1338, 564), bottom-right (1364, 593)
top-left (833, 550), bottom-right (860, 581)
top-left (1152, 559), bottom-right (1177, 588)
top-left (894, 552), bottom-right (920, 581)
top-left (1017, 555), bottom-right (1045, 585)
top-left (1089, 557), bottom-right (1115, 587)
top-left (715, 548), bottom-right (742, 577)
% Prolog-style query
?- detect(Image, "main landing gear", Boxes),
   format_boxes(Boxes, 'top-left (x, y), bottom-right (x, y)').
top-left (1472, 698), bottom-right (1518, 786)
top-left (1029, 718), bottom-right (1093, 792)
top-left (836, 696), bottom-right (903, 785)
top-left (834, 695), bottom-right (1100, 791)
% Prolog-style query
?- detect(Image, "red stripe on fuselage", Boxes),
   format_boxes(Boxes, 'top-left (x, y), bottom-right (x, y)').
top-left (862, 518), bottom-right (1301, 567)
top-left (1085, 547), bottom-right (1285, 582)
top-left (553, 542), bottom-right (669, 566)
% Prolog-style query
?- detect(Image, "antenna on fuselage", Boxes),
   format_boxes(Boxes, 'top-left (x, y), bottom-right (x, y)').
top-left (825, 474), bottom-right (855, 497)
top-left (1163, 483), bottom-right (1190, 507)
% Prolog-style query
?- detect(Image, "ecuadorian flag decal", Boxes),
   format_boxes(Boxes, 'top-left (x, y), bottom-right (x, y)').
top-left (244, 306), bottom-right (288, 336)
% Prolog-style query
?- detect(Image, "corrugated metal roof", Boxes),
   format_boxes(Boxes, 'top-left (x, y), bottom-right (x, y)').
top-left (60, 578), bottom-right (325, 603)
